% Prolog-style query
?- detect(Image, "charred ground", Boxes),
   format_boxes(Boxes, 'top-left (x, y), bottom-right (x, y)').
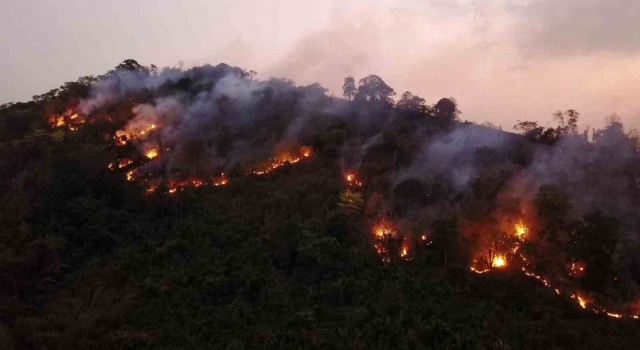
top-left (1, 60), bottom-right (640, 349)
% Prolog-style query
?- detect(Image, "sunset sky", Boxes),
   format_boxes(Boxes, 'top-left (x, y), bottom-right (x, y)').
top-left (2, 0), bottom-right (639, 130)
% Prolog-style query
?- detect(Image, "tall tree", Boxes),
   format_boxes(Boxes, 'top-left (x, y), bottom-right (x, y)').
top-left (342, 76), bottom-right (357, 101)
top-left (553, 109), bottom-right (580, 136)
top-left (396, 91), bottom-right (427, 113)
top-left (433, 97), bottom-right (460, 126)
top-left (355, 75), bottom-right (395, 106)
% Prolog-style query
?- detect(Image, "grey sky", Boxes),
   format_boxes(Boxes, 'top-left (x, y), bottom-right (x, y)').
top-left (1, 0), bottom-right (639, 130)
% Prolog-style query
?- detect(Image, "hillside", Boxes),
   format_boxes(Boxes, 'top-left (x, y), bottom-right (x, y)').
top-left (1, 60), bottom-right (640, 349)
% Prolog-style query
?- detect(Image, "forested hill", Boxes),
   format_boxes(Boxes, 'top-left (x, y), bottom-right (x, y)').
top-left (1, 59), bottom-right (640, 349)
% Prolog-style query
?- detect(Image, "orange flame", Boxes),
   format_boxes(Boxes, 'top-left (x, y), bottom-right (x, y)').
top-left (514, 221), bottom-right (528, 239)
top-left (248, 146), bottom-right (312, 175)
top-left (492, 255), bottom-right (507, 268)
top-left (48, 109), bottom-right (86, 130)
top-left (126, 170), bottom-right (136, 182)
top-left (373, 219), bottom-right (395, 239)
top-left (115, 123), bottom-right (159, 145)
top-left (118, 158), bottom-right (133, 169)
top-left (145, 149), bottom-right (159, 159)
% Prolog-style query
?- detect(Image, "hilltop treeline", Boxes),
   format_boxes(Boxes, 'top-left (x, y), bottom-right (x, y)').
top-left (1, 60), bottom-right (639, 349)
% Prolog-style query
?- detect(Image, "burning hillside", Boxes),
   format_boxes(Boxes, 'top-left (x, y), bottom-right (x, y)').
top-left (38, 60), bottom-right (640, 321)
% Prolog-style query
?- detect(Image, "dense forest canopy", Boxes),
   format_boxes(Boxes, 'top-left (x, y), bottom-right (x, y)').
top-left (1, 59), bottom-right (640, 349)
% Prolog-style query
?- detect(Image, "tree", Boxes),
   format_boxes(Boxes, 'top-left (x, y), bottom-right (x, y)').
top-left (396, 91), bottom-right (427, 113)
top-left (553, 109), bottom-right (580, 136)
top-left (433, 97), bottom-right (459, 124)
top-left (534, 184), bottom-right (572, 237)
top-left (337, 190), bottom-right (364, 214)
top-left (572, 212), bottom-right (619, 293)
top-left (114, 59), bottom-right (148, 72)
top-left (513, 120), bottom-right (562, 144)
top-left (431, 219), bottom-right (467, 271)
top-left (355, 75), bottom-right (395, 106)
top-left (342, 76), bottom-right (357, 101)
top-left (513, 120), bottom-right (542, 136)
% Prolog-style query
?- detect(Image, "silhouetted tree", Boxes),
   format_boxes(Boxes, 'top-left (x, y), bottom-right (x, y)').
top-left (396, 91), bottom-right (427, 113)
top-left (554, 109), bottom-right (580, 136)
top-left (115, 59), bottom-right (148, 72)
top-left (432, 97), bottom-right (460, 127)
top-left (514, 120), bottom-right (562, 144)
top-left (342, 76), bottom-right (357, 101)
top-left (513, 121), bottom-right (542, 136)
top-left (355, 75), bottom-right (395, 106)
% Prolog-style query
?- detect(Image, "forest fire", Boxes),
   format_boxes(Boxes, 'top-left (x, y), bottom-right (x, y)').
top-left (126, 170), bottom-right (136, 182)
top-left (248, 146), bottom-right (312, 175)
top-left (145, 149), bottom-right (159, 159)
top-left (372, 219), bottom-right (395, 261)
top-left (118, 158), bottom-right (133, 168)
top-left (110, 141), bottom-right (308, 194)
top-left (400, 237), bottom-right (412, 261)
top-left (373, 219), bottom-right (396, 239)
top-left (492, 255), bottom-right (507, 268)
top-left (514, 221), bottom-right (528, 239)
top-left (370, 218), bottom-right (415, 261)
top-left (115, 123), bottom-right (158, 144)
top-left (400, 246), bottom-right (409, 259)
top-left (577, 295), bottom-right (588, 309)
top-left (48, 109), bottom-right (86, 130)
top-left (142, 174), bottom-right (232, 195)
top-left (213, 173), bottom-right (229, 186)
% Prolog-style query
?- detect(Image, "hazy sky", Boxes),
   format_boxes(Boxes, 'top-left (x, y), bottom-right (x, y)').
top-left (1, 0), bottom-right (639, 130)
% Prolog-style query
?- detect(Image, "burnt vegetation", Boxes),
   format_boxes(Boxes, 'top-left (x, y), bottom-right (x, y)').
top-left (1, 59), bottom-right (640, 349)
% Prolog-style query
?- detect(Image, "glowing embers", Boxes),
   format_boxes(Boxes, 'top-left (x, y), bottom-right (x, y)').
top-left (573, 294), bottom-right (589, 309)
top-left (345, 171), bottom-right (363, 188)
top-left (248, 146), bottom-right (312, 175)
top-left (156, 174), bottom-right (230, 195)
top-left (48, 109), bottom-right (87, 131)
top-left (126, 170), bottom-right (137, 182)
top-left (213, 173), bottom-right (229, 186)
top-left (400, 237), bottom-right (412, 261)
top-left (118, 158), bottom-right (133, 169)
top-left (568, 260), bottom-right (587, 278)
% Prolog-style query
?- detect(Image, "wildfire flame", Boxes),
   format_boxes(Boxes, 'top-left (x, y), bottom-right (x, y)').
top-left (373, 219), bottom-right (395, 239)
top-left (514, 221), bottom-right (528, 239)
top-left (492, 255), bottom-right (507, 268)
top-left (213, 173), bottom-right (229, 186)
top-left (572, 294), bottom-right (589, 309)
top-left (48, 109), bottom-right (86, 131)
top-left (248, 146), bottom-right (312, 176)
top-left (145, 149), bottom-right (159, 159)
top-left (126, 170), bottom-right (136, 182)
top-left (115, 123), bottom-right (159, 145)
top-left (118, 158), bottom-right (133, 169)
top-left (153, 174), bottom-right (231, 194)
